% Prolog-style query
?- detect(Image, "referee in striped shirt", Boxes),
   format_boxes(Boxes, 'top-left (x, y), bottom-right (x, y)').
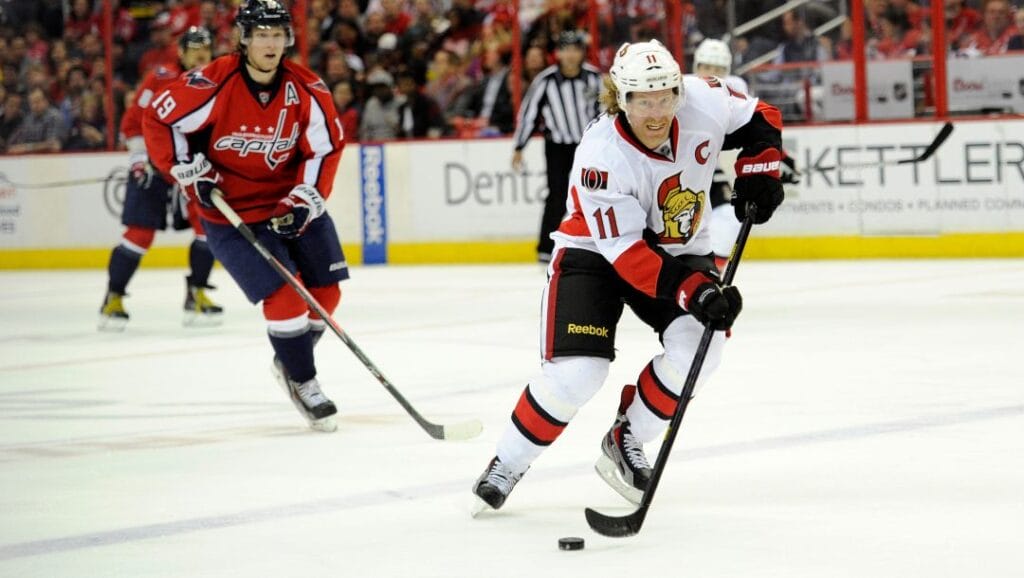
top-left (512, 31), bottom-right (602, 263)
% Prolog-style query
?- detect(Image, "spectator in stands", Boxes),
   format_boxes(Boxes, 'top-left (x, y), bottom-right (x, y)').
top-left (960, 0), bottom-right (1020, 55)
top-left (65, 0), bottom-right (101, 42)
top-left (523, 45), bottom-right (548, 85)
top-left (6, 87), bottom-right (65, 154)
top-left (59, 65), bottom-right (89, 129)
top-left (425, 49), bottom-right (471, 118)
top-left (138, 13), bottom-right (178, 78)
top-left (332, 79), bottom-right (360, 143)
top-left (311, 0), bottom-right (337, 43)
top-left (381, 0), bottom-right (412, 36)
top-left (396, 69), bottom-right (446, 138)
top-left (456, 46), bottom-right (514, 135)
top-left (946, 0), bottom-right (984, 50)
top-left (0, 91), bottom-right (23, 153)
top-left (360, 68), bottom-right (402, 141)
top-left (873, 8), bottom-right (924, 58)
top-left (776, 10), bottom-right (829, 66)
top-left (64, 91), bottom-right (106, 151)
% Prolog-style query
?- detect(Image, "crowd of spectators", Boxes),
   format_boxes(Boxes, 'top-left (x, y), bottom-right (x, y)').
top-left (0, 0), bottom-right (1022, 155)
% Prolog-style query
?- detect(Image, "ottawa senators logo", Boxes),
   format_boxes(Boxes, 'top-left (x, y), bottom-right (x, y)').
top-left (580, 167), bottom-right (608, 191)
top-left (657, 172), bottom-right (704, 244)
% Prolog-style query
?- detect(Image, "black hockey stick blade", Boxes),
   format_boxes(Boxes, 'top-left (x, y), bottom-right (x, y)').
top-left (818, 121), bottom-right (954, 171)
top-left (585, 506), bottom-right (646, 537)
top-left (898, 121), bottom-right (953, 165)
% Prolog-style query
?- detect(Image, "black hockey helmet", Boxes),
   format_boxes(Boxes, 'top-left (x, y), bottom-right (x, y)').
top-left (178, 26), bottom-right (213, 50)
top-left (236, 0), bottom-right (294, 47)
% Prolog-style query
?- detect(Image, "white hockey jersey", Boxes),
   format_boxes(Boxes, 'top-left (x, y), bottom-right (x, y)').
top-left (553, 75), bottom-right (779, 301)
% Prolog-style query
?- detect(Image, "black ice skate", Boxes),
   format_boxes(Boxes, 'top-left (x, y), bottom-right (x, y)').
top-left (183, 280), bottom-right (224, 327)
top-left (471, 456), bottom-right (526, 516)
top-left (595, 413), bottom-right (652, 505)
top-left (98, 291), bottom-right (129, 332)
top-left (272, 358), bottom-right (337, 432)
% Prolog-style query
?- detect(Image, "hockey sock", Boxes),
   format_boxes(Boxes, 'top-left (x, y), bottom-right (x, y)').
top-left (107, 245), bottom-right (142, 294)
top-left (187, 238), bottom-right (215, 287)
top-left (268, 330), bottom-right (316, 383)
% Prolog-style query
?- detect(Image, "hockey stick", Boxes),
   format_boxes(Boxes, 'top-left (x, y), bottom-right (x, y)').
top-left (585, 208), bottom-right (756, 538)
top-left (0, 172), bottom-right (126, 189)
top-left (210, 191), bottom-right (483, 441)
top-left (818, 121), bottom-right (953, 171)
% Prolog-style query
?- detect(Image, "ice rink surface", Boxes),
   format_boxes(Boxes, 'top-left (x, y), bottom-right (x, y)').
top-left (1, 259), bottom-right (1022, 577)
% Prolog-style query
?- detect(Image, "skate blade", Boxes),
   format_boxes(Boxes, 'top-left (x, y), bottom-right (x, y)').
top-left (183, 311), bottom-right (224, 327)
top-left (310, 415), bottom-right (337, 432)
top-left (594, 454), bottom-right (643, 506)
top-left (98, 316), bottom-right (128, 332)
top-left (470, 496), bottom-right (493, 518)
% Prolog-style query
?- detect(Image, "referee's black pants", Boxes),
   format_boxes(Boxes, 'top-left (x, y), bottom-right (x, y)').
top-left (539, 141), bottom-right (578, 260)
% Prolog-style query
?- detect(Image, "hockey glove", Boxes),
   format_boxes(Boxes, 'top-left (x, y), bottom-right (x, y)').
top-left (170, 152), bottom-right (223, 208)
top-left (678, 271), bottom-right (743, 331)
top-left (733, 148), bottom-right (785, 224)
top-left (269, 184), bottom-right (326, 239)
top-left (780, 152), bottom-right (800, 185)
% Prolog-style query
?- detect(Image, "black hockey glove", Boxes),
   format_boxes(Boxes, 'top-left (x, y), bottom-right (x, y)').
top-left (170, 152), bottom-right (222, 208)
top-left (733, 148), bottom-right (785, 224)
top-left (678, 271), bottom-right (743, 331)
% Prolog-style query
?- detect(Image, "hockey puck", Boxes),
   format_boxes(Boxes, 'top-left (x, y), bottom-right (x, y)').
top-left (558, 537), bottom-right (585, 551)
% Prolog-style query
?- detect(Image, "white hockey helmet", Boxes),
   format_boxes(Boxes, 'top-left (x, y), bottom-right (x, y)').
top-left (609, 39), bottom-right (683, 111)
top-left (694, 38), bottom-right (732, 76)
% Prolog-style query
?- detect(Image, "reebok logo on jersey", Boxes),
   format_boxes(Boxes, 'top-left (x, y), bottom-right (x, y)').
top-left (567, 323), bottom-right (609, 338)
top-left (739, 160), bottom-right (780, 174)
top-left (580, 167), bottom-right (608, 191)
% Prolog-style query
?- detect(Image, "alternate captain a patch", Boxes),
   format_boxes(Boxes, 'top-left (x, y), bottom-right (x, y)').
top-left (580, 167), bottom-right (608, 191)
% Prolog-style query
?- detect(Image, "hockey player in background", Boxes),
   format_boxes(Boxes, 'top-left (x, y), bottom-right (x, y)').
top-left (473, 40), bottom-right (784, 512)
top-left (143, 0), bottom-right (347, 431)
top-left (100, 26), bottom-right (221, 331)
top-left (692, 37), bottom-right (799, 270)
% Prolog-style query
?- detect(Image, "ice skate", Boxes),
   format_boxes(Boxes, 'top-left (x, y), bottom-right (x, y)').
top-left (471, 456), bottom-right (526, 516)
top-left (272, 358), bottom-right (337, 432)
top-left (98, 292), bottom-right (130, 332)
top-left (183, 281), bottom-right (224, 327)
top-left (595, 413), bottom-right (652, 505)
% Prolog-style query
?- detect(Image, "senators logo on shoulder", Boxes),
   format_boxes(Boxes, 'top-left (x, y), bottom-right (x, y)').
top-left (581, 167), bottom-right (608, 191)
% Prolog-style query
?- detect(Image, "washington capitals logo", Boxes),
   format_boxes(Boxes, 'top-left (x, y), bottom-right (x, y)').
top-left (185, 69), bottom-right (217, 89)
top-left (308, 80), bottom-right (330, 94)
top-left (657, 172), bottom-right (704, 244)
top-left (213, 109), bottom-right (299, 170)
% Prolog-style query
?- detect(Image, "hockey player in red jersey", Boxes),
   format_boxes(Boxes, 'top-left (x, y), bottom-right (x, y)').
top-left (473, 40), bottom-right (784, 512)
top-left (100, 26), bottom-right (220, 331)
top-left (143, 0), bottom-right (347, 431)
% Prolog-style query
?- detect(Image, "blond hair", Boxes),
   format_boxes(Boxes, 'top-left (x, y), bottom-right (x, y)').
top-left (599, 75), bottom-right (621, 115)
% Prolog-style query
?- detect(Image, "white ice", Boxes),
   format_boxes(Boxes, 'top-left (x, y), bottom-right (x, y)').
top-left (1, 260), bottom-right (1022, 577)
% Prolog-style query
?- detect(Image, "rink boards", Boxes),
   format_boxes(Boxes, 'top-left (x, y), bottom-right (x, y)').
top-left (1, 117), bottom-right (1023, 268)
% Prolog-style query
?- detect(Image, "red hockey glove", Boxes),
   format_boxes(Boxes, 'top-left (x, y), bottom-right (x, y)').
top-left (733, 148), bottom-right (784, 224)
top-left (269, 184), bottom-right (326, 239)
top-left (170, 153), bottom-right (222, 208)
top-left (677, 271), bottom-right (743, 330)
top-left (129, 159), bottom-right (153, 189)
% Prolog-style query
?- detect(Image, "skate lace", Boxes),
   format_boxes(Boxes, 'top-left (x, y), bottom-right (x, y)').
top-left (621, 428), bottom-right (651, 470)
top-left (295, 380), bottom-right (329, 406)
top-left (486, 461), bottom-right (522, 495)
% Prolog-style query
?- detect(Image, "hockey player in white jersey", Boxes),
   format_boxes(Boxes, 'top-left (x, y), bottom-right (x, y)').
top-left (473, 39), bottom-right (784, 512)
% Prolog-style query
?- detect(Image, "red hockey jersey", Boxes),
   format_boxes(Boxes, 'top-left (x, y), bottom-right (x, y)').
top-left (143, 54), bottom-right (344, 225)
top-left (121, 62), bottom-right (182, 142)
